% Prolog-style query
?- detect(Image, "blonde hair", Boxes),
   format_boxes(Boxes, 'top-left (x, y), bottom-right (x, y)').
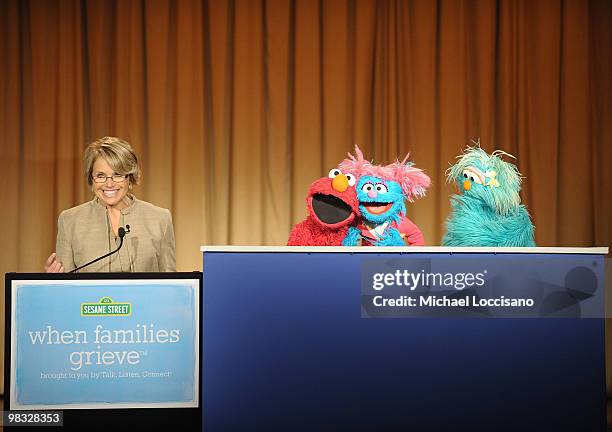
top-left (84, 137), bottom-right (141, 186)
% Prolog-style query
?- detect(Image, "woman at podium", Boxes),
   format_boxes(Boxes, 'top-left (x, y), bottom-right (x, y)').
top-left (44, 137), bottom-right (176, 273)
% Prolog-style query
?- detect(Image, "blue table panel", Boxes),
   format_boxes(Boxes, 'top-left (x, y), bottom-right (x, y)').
top-left (203, 253), bottom-right (605, 432)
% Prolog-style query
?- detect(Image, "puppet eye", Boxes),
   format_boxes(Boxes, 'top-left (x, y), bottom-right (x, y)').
top-left (462, 169), bottom-right (483, 184)
top-left (345, 174), bottom-right (356, 186)
top-left (328, 169), bottom-right (342, 179)
top-left (361, 182), bottom-right (374, 192)
top-left (375, 183), bottom-right (388, 193)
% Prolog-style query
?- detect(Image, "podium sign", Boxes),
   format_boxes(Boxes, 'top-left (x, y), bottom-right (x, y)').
top-left (4, 272), bottom-right (202, 428)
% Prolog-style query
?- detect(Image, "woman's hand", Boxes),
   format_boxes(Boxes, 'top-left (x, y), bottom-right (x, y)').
top-left (44, 253), bottom-right (65, 273)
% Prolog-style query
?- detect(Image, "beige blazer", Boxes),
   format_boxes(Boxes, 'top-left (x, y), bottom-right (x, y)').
top-left (56, 197), bottom-right (176, 272)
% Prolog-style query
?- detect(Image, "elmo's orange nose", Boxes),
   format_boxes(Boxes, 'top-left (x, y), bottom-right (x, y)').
top-left (332, 174), bottom-right (349, 192)
top-left (463, 179), bottom-right (472, 191)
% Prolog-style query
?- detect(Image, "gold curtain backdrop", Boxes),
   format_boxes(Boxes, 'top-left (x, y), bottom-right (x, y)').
top-left (1, 0), bottom-right (611, 392)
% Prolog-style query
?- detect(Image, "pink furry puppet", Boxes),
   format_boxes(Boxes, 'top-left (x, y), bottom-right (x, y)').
top-left (339, 145), bottom-right (430, 246)
top-left (287, 169), bottom-right (361, 246)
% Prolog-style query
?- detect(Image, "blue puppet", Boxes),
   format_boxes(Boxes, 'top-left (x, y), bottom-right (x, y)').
top-left (442, 141), bottom-right (536, 247)
top-left (339, 146), bottom-right (430, 246)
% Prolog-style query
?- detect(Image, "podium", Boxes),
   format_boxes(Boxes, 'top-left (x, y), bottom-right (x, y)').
top-left (4, 272), bottom-right (202, 430)
top-left (202, 246), bottom-right (608, 432)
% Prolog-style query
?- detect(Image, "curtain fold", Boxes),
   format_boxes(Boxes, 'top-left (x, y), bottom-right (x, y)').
top-left (1, 0), bottom-right (610, 393)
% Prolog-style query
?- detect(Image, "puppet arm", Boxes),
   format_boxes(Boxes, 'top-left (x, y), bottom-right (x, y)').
top-left (397, 217), bottom-right (425, 246)
top-left (342, 226), bottom-right (362, 246)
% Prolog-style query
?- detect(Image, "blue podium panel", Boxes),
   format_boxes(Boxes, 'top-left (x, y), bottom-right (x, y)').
top-left (202, 247), bottom-right (607, 432)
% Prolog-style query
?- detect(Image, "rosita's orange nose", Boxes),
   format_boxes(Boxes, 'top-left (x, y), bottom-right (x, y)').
top-left (332, 174), bottom-right (349, 192)
top-left (463, 179), bottom-right (472, 191)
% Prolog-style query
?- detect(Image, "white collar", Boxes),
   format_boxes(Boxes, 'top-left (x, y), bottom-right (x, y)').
top-left (366, 221), bottom-right (389, 239)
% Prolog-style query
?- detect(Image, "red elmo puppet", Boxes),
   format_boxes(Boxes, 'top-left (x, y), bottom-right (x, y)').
top-left (287, 169), bottom-right (360, 246)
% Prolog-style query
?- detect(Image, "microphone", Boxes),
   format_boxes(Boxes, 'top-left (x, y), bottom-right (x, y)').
top-left (69, 225), bottom-right (131, 273)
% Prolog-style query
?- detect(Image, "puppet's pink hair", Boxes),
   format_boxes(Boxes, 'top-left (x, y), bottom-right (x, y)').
top-left (338, 145), bottom-right (372, 177)
top-left (339, 145), bottom-right (431, 202)
top-left (383, 155), bottom-right (431, 202)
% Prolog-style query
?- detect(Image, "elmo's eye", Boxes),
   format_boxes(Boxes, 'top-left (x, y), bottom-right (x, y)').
top-left (328, 169), bottom-right (342, 179)
top-left (345, 174), bottom-right (356, 186)
top-left (375, 184), bottom-right (388, 194)
top-left (463, 173), bottom-right (468, 178)
top-left (361, 182), bottom-right (374, 192)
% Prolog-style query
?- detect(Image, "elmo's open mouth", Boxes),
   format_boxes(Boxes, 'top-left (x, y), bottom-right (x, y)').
top-left (362, 202), bottom-right (393, 215)
top-left (312, 193), bottom-right (353, 225)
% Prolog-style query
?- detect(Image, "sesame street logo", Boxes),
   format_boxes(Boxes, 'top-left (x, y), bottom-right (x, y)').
top-left (81, 297), bottom-right (131, 317)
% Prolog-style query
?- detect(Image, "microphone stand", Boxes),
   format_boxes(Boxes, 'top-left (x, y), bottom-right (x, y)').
top-left (69, 225), bottom-right (130, 273)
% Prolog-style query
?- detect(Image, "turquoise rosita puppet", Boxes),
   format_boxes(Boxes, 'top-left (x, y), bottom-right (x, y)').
top-left (442, 141), bottom-right (536, 247)
top-left (339, 146), bottom-right (430, 246)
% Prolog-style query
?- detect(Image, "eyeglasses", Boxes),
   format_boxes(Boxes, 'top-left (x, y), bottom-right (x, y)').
top-left (92, 174), bottom-right (127, 183)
